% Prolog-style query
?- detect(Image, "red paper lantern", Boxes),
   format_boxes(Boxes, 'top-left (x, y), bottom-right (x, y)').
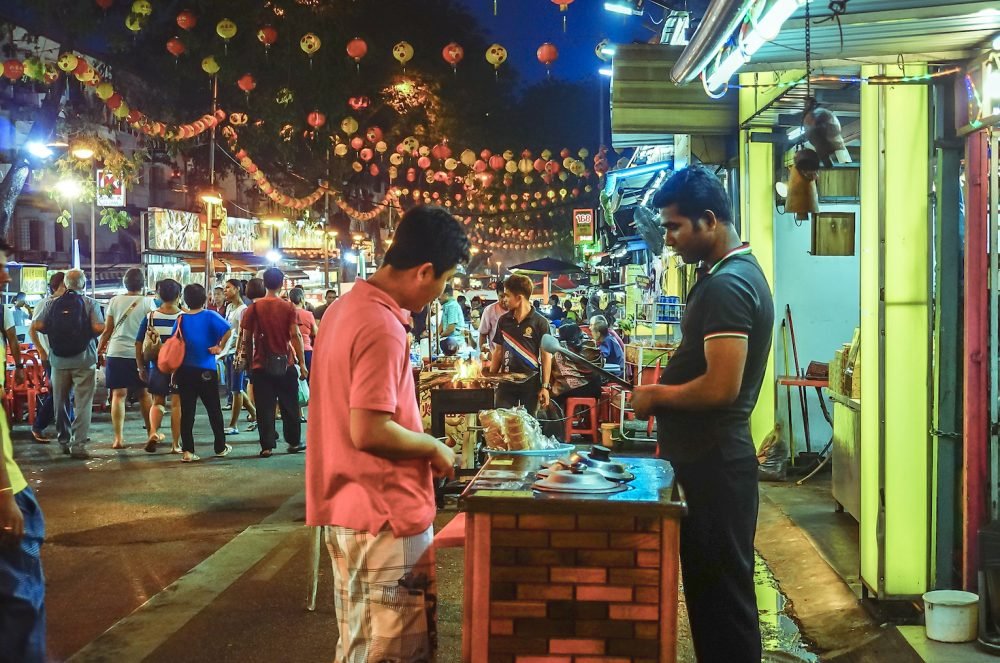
top-left (533, 158), bottom-right (546, 173)
top-left (95, 0), bottom-right (114, 8)
top-left (369, 164), bottom-right (380, 177)
top-left (307, 111), bottom-right (326, 128)
top-left (106, 93), bottom-right (123, 110)
top-left (536, 43), bottom-right (558, 67)
top-left (166, 37), bottom-right (186, 58)
top-left (237, 73), bottom-right (256, 93)
top-left (257, 25), bottom-right (278, 47)
top-left (72, 59), bottom-right (89, 76)
top-left (350, 136), bottom-right (364, 151)
top-left (176, 10), bottom-right (197, 30)
top-left (360, 148), bottom-right (373, 162)
top-left (417, 156), bottom-right (431, 169)
top-left (366, 126), bottom-right (383, 143)
top-left (3, 60), bottom-right (24, 81)
top-left (552, 0), bottom-right (574, 9)
top-left (560, 148), bottom-right (570, 158)
top-left (126, 109), bottom-right (142, 123)
top-left (473, 160), bottom-right (487, 174)
top-left (346, 38), bottom-right (368, 62)
top-left (215, 109), bottom-right (227, 121)
top-left (488, 155), bottom-right (505, 171)
top-left (348, 96), bottom-right (370, 110)
top-left (442, 42), bottom-right (464, 67)
top-left (545, 160), bottom-right (561, 174)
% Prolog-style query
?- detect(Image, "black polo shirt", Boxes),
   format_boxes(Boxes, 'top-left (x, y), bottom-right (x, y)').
top-left (493, 309), bottom-right (551, 376)
top-left (656, 245), bottom-right (774, 464)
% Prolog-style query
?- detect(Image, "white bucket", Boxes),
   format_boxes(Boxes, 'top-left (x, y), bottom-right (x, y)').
top-left (922, 590), bottom-right (979, 643)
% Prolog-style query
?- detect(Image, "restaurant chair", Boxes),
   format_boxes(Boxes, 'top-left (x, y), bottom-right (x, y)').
top-left (564, 396), bottom-right (599, 444)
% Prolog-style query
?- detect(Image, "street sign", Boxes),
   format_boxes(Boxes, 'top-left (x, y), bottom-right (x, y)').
top-left (573, 208), bottom-right (595, 245)
top-left (96, 169), bottom-right (125, 207)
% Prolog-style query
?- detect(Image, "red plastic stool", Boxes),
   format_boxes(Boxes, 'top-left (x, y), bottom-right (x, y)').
top-left (434, 512), bottom-right (467, 549)
top-left (565, 396), bottom-right (599, 443)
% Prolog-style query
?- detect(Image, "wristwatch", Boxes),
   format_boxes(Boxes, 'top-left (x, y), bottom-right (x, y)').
top-left (541, 382), bottom-right (551, 390)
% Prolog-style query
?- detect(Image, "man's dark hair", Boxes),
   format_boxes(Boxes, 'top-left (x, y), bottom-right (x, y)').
top-left (15, 291), bottom-right (25, 300)
top-left (457, 295), bottom-right (467, 304)
top-left (383, 205), bottom-right (470, 277)
top-left (158, 278), bottom-right (182, 303)
top-left (443, 283), bottom-right (454, 297)
top-left (549, 294), bottom-right (559, 304)
top-left (505, 274), bottom-right (533, 299)
top-left (289, 287), bottom-right (305, 305)
top-left (245, 277), bottom-right (266, 300)
top-left (124, 267), bottom-right (145, 293)
top-left (183, 283), bottom-right (208, 309)
top-left (651, 165), bottom-right (733, 225)
top-left (48, 272), bottom-right (65, 294)
top-left (262, 267), bottom-right (284, 290)
top-left (325, 289), bottom-right (336, 296)
top-left (563, 300), bottom-right (573, 310)
top-left (226, 278), bottom-right (243, 296)
top-left (495, 282), bottom-right (505, 297)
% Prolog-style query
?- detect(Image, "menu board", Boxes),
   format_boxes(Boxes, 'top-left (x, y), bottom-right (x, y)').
top-left (278, 224), bottom-right (325, 250)
top-left (148, 209), bottom-right (259, 253)
top-left (148, 208), bottom-right (201, 252)
top-left (20, 266), bottom-right (48, 295)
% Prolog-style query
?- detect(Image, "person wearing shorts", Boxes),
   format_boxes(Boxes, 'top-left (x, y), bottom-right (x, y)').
top-left (98, 268), bottom-right (154, 449)
top-left (136, 279), bottom-right (183, 454)
top-left (223, 279), bottom-right (256, 434)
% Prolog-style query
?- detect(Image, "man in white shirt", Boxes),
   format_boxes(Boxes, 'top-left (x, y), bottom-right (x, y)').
top-left (477, 282), bottom-right (508, 356)
top-left (97, 268), bottom-right (154, 449)
top-left (29, 273), bottom-right (67, 443)
top-left (222, 279), bottom-right (255, 433)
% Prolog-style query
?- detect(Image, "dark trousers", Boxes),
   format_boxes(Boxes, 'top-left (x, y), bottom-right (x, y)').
top-left (175, 365), bottom-right (226, 454)
top-left (673, 450), bottom-right (761, 663)
top-left (0, 487), bottom-right (46, 663)
top-left (495, 376), bottom-right (540, 411)
top-left (251, 367), bottom-right (300, 451)
top-left (32, 362), bottom-right (72, 434)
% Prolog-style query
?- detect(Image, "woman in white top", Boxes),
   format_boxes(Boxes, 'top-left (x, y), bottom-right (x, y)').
top-left (97, 268), bottom-right (154, 449)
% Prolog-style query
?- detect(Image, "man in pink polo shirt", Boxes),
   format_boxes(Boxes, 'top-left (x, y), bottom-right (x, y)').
top-left (306, 205), bottom-right (468, 661)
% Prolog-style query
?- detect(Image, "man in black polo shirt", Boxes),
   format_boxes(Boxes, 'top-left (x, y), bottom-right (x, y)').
top-left (488, 274), bottom-right (553, 409)
top-left (632, 166), bottom-right (773, 663)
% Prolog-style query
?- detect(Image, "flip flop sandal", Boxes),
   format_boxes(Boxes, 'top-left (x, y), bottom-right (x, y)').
top-left (181, 454), bottom-right (200, 463)
top-left (144, 436), bottom-right (158, 453)
top-left (259, 449), bottom-right (272, 458)
top-left (248, 422), bottom-right (258, 431)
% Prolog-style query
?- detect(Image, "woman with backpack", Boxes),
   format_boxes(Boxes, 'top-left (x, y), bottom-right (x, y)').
top-left (172, 284), bottom-right (233, 463)
top-left (135, 279), bottom-right (183, 454)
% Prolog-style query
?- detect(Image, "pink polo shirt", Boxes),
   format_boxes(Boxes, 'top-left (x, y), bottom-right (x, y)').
top-left (305, 279), bottom-right (433, 537)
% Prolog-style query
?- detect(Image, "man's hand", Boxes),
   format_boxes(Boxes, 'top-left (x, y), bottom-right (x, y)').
top-left (538, 387), bottom-right (551, 408)
top-left (0, 491), bottom-right (24, 545)
top-left (38, 349), bottom-right (48, 364)
top-left (298, 365), bottom-right (309, 381)
top-left (96, 354), bottom-right (106, 368)
top-left (208, 345), bottom-right (222, 355)
top-left (429, 440), bottom-right (456, 479)
top-left (630, 385), bottom-right (661, 420)
top-left (137, 366), bottom-right (149, 384)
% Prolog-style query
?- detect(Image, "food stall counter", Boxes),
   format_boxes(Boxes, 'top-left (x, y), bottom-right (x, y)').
top-left (459, 453), bottom-right (687, 662)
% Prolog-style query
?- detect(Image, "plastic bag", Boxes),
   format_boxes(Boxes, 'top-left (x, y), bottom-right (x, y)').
top-left (534, 401), bottom-right (564, 440)
top-left (297, 378), bottom-right (310, 407)
top-left (757, 423), bottom-right (788, 481)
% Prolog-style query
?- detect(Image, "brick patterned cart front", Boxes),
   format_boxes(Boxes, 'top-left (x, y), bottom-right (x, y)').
top-left (461, 455), bottom-right (686, 663)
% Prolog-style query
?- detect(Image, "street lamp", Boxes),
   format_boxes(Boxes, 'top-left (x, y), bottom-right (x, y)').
top-left (71, 145), bottom-right (99, 296)
top-left (55, 178), bottom-right (83, 270)
top-left (200, 188), bottom-right (224, 289)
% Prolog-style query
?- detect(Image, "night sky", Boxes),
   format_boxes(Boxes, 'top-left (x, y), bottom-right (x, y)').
top-left (456, 0), bottom-right (654, 85)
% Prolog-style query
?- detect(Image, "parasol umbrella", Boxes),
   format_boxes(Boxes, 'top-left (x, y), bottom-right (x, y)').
top-left (509, 257), bottom-right (584, 301)
top-left (508, 257), bottom-right (584, 274)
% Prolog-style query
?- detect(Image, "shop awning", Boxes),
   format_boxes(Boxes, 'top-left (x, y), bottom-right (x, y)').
top-left (509, 257), bottom-right (584, 275)
top-left (746, 0), bottom-right (1000, 70)
top-left (150, 253), bottom-right (268, 274)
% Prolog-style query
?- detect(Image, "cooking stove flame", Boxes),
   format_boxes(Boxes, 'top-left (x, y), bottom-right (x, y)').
top-left (451, 357), bottom-right (483, 385)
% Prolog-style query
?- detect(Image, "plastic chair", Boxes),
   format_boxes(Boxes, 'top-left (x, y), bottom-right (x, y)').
top-left (565, 396), bottom-right (599, 443)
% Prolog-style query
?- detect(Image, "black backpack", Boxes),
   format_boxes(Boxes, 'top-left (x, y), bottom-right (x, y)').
top-left (45, 291), bottom-right (93, 357)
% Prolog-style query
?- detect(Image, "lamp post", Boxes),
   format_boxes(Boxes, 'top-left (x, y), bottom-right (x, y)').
top-left (55, 178), bottom-right (83, 270)
top-left (200, 189), bottom-right (223, 290)
top-left (71, 145), bottom-right (97, 296)
top-left (260, 217), bottom-right (286, 267)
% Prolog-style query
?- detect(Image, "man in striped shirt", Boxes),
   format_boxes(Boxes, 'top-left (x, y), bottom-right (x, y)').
top-left (631, 166), bottom-right (774, 663)
top-left (488, 274), bottom-right (553, 410)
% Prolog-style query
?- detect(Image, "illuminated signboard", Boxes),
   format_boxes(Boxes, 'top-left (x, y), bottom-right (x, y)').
top-left (573, 208), bottom-right (595, 245)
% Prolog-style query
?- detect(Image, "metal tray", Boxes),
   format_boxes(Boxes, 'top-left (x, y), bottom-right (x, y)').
top-left (486, 443), bottom-right (575, 457)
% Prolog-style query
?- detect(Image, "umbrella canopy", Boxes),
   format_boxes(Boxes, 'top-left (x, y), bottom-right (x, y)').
top-left (508, 257), bottom-right (583, 275)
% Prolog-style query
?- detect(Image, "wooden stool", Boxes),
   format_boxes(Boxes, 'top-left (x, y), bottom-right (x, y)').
top-left (565, 396), bottom-right (599, 443)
